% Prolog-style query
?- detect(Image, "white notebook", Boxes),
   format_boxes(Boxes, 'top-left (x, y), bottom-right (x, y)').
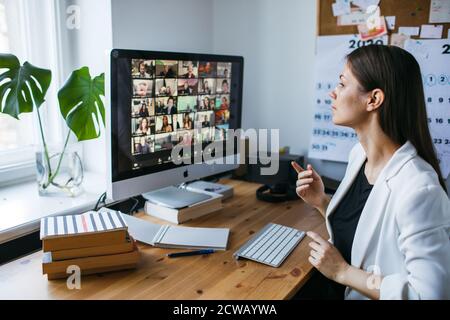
top-left (113, 209), bottom-right (229, 250)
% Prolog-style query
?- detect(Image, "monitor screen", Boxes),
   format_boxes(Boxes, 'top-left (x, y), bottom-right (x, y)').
top-left (110, 50), bottom-right (243, 183)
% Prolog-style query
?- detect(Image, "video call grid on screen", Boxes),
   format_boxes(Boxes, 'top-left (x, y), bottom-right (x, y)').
top-left (110, 49), bottom-right (243, 182)
top-left (130, 59), bottom-right (232, 157)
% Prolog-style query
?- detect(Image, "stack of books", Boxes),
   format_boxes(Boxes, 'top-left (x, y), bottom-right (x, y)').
top-left (40, 210), bottom-right (139, 280)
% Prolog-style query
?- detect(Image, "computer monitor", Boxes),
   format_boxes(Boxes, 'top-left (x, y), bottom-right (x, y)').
top-left (106, 49), bottom-right (244, 201)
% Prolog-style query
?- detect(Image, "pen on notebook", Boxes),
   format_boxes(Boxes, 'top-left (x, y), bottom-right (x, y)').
top-left (166, 249), bottom-right (215, 258)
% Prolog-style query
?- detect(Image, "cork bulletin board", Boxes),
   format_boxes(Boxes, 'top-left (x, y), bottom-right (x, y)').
top-left (317, 0), bottom-right (450, 37)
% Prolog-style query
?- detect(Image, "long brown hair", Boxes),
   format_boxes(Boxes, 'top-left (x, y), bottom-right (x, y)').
top-left (346, 45), bottom-right (447, 192)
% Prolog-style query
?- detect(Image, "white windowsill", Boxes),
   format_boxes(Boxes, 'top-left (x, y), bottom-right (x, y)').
top-left (0, 171), bottom-right (106, 244)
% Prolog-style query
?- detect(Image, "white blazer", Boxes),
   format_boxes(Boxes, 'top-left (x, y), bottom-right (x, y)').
top-left (325, 141), bottom-right (450, 300)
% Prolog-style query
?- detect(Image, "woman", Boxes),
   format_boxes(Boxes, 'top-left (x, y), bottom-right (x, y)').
top-left (293, 45), bottom-right (450, 300)
top-left (202, 96), bottom-right (211, 110)
top-left (135, 117), bottom-right (149, 135)
top-left (183, 113), bottom-right (193, 129)
top-left (138, 102), bottom-right (149, 117)
top-left (219, 96), bottom-right (229, 109)
top-left (160, 115), bottom-right (173, 133)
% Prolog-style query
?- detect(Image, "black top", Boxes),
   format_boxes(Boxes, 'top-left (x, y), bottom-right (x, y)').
top-left (330, 160), bottom-right (374, 264)
top-left (295, 160), bottom-right (373, 300)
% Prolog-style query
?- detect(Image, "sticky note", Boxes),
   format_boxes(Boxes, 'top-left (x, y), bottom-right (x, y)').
top-left (332, 0), bottom-right (351, 17)
top-left (398, 26), bottom-right (420, 36)
top-left (420, 24), bottom-right (444, 39)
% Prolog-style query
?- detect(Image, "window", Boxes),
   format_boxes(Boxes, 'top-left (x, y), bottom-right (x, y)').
top-left (0, 0), bottom-right (35, 169)
top-left (0, 0), bottom-right (64, 182)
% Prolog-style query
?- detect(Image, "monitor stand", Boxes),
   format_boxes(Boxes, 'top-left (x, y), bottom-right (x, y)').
top-left (142, 186), bottom-right (212, 209)
top-left (141, 180), bottom-right (234, 209)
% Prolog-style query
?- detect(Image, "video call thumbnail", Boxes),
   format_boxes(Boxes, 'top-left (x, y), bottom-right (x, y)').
top-left (177, 78), bottom-right (198, 95)
top-left (131, 98), bottom-right (154, 117)
top-left (130, 58), bottom-right (233, 157)
top-left (177, 96), bottom-right (197, 113)
top-left (178, 61), bottom-right (198, 78)
top-left (179, 112), bottom-right (195, 130)
top-left (155, 115), bottom-right (174, 134)
top-left (133, 79), bottom-right (153, 97)
top-left (155, 96), bottom-right (177, 115)
top-left (132, 60), bottom-right (154, 79)
top-left (198, 61), bottom-right (217, 78)
top-left (217, 62), bottom-right (231, 78)
top-left (198, 78), bottom-right (216, 95)
top-left (154, 132), bottom-right (175, 152)
top-left (132, 135), bottom-right (155, 155)
top-left (155, 78), bottom-right (177, 97)
top-left (195, 111), bottom-right (215, 128)
top-left (132, 116), bottom-right (155, 136)
top-left (198, 95), bottom-right (215, 111)
top-left (155, 60), bottom-right (178, 78)
top-left (216, 78), bottom-right (230, 94)
top-left (215, 94), bottom-right (230, 109)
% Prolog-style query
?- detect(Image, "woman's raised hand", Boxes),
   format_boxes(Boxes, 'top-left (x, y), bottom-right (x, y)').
top-left (291, 162), bottom-right (327, 213)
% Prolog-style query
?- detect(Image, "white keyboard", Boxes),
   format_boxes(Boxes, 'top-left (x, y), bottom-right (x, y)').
top-left (233, 223), bottom-right (305, 267)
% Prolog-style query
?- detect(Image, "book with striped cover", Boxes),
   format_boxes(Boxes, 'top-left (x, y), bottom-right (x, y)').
top-left (40, 211), bottom-right (128, 252)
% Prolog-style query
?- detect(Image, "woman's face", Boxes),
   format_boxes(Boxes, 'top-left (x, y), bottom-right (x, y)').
top-left (141, 118), bottom-right (148, 129)
top-left (329, 63), bottom-right (368, 128)
top-left (167, 98), bottom-right (173, 108)
top-left (163, 116), bottom-right (168, 125)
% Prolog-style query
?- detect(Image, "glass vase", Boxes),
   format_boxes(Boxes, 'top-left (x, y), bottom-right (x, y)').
top-left (36, 145), bottom-right (84, 197)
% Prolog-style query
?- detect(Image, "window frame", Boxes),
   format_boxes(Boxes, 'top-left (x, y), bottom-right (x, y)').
top-left (0, 0), bottom-right (66, 185)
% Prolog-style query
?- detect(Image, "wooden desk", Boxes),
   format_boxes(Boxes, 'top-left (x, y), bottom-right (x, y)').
top-left (0, 179), bottom-right (328, 299)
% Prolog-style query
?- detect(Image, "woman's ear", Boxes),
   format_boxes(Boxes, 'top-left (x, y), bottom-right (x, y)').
top-left (366, 88), bottom-right (384, 112)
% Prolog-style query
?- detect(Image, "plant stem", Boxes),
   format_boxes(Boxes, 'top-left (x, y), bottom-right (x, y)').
top-left (36, 104), bottom-right (52, 181)
top-left (47, 130), bottom-right (71, 186)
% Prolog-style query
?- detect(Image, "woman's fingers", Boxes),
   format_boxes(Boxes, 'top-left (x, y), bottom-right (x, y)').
top-left (308, 241), bottom-right (324, 254)
top-left (296, 184), bottom-right (309, 197)
top-left (291, 161), bottom-right (304, 174)
top-left (296, 185), bottom-right (310, 192)
top-left (306, 231), bottom-right (329, 247)
top-left (296, 178), bottom-right (313, 187)
top-left (307, 164), bottom-right (321, 180)
top-left (297, 170), bottom-right (313, 179)
top-left (310, 249), bottom-right (322, 261)
top-left (308, 256), bottom-right (318, 266)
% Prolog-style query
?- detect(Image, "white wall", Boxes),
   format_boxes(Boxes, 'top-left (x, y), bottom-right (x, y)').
top-left (58, 0), bottom-right (112, 174)
top-left (111, 0), bottom-right (214, 52)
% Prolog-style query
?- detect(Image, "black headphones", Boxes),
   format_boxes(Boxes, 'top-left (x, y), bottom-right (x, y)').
top-left (256, 183), bottom-right (299, 203)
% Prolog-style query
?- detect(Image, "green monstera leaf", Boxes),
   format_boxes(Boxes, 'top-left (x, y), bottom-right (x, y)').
top-left (58, 67), bottom-right (105, 141)
top-left (0, 54), bottom-right (52, 119)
